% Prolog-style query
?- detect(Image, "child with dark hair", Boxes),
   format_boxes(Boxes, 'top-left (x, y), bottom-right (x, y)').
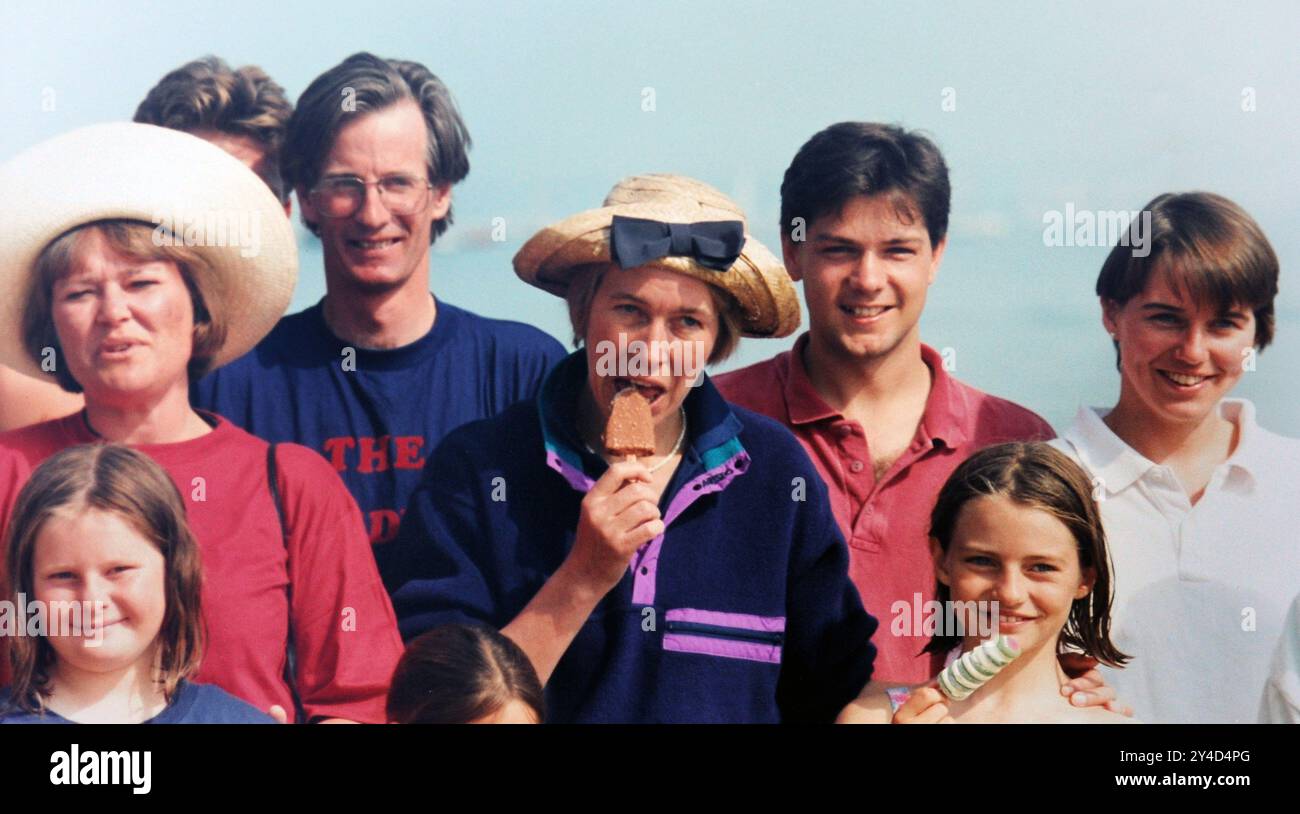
top-left (1, 444), bottom-right (272, 724)
top-left (840, 442), bottom-right (1134, 723)
top-left (388, 623), bottom-right (543, 724)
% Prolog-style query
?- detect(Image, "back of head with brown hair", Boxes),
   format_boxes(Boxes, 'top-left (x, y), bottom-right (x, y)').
top-left (386, 623), bottom-right (544, 724)
top-left (133, 55), bottom-right (293, 203)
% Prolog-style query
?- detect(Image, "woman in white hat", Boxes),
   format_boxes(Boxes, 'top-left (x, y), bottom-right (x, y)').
top-left (386, 174), bottom-right (879, 722)
top-left (0, 123), bottom-right (403, 723)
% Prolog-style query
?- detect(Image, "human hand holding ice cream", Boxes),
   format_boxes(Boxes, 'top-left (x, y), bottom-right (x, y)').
top-left (889, 685), bottom-right (954, 724)
top-left (564, 390), bottom-right (664, 593)
top-left (888, 636), bottom-right (1022, 723)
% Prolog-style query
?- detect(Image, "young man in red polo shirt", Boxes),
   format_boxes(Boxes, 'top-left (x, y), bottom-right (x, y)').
top-left (717, 123), bottom-right (1124, 711)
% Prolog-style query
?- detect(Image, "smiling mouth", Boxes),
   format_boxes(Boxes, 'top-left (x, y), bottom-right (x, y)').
top-left (84, 618), bottom-right (125, 635)
top-left (347, 237), bottom-right (401, 251)
top-left (987, 611), bottom-right (1037, 628)
top-left (839, 304), bottom-right (892, 319)
top-left (1158, 369), bottom-right (1215, 388)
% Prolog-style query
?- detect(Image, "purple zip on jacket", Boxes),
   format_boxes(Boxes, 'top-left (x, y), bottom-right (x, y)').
top-left (386, 351), bottom-right (878, 723)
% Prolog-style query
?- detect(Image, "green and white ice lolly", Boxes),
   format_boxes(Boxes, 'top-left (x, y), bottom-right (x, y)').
top-left (936, 635), bottom-right (1022, 701)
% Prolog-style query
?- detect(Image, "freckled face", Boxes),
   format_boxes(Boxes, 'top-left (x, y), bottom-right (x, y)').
top-left (51, 228), bottom-right (197, 406)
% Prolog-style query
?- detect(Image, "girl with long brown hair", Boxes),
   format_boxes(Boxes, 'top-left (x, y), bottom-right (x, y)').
top-left (1, 444), bottom-right (271, 723)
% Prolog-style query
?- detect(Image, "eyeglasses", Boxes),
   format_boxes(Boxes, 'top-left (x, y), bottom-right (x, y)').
top-left (308, 174), bottom-right (434, 219)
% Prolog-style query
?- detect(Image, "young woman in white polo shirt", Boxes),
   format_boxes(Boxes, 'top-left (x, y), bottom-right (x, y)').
top-left (1053, 192), bottom-right (1300, 723)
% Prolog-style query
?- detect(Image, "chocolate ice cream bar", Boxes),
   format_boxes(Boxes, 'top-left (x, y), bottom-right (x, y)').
top-left (603, 389), bottom-right (655, 458)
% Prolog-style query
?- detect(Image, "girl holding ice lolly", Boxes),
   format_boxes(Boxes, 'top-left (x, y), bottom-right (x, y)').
top-left (839, 442), bottom-right (1135, 724)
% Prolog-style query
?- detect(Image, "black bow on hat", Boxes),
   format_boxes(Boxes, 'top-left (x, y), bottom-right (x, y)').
top-left (609, 215), bottom-right (744, 272)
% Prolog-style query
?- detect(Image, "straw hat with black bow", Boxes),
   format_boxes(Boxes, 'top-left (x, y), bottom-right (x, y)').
top-left (0, 122), bottom-right (297, 381)
top-left (514, 173), bottom-right (800, 339)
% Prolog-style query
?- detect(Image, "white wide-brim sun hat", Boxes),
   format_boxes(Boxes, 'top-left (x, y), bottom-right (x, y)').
top-left (0, 122), bottom-right (297, 381)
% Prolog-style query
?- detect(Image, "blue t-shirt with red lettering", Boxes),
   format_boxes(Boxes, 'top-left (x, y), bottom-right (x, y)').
top-left (193, 298), bottom-right (566, 581)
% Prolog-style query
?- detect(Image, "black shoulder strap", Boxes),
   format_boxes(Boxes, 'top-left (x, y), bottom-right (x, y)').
top-left (267, 443), bottom-right (306, 723)
top-left (267, 443), bottom-right (288, 539)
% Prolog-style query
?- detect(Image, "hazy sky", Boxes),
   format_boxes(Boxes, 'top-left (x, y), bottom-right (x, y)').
top-left (4, 1), bottom-right (1298, 430)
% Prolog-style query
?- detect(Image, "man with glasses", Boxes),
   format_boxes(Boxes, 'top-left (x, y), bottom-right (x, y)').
top-left (195, 53), bottom-right (565, 583)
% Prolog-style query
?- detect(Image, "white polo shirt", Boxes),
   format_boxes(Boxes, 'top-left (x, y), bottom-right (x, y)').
top-left (1052, 399), bottom-right (1300, 723)
top-left (1260, 594), bottom-right (1300, 723)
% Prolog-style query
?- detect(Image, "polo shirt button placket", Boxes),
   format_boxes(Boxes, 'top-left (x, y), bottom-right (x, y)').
top-left (1176, 514), bottom-right (1208, 580)
top-left (849, 460), bottom-right (865, 474)
top-left (855, 503), bottom-right (878, 550)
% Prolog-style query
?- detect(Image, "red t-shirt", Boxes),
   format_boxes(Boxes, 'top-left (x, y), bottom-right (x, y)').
top-left (0, 412), bottom-right (403, 723)
top-left (716, 336), bottom-right (1054, 683)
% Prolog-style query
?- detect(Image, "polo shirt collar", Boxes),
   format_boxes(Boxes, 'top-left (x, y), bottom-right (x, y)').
top-left (916, 343), bottom-right (970, 450)
top-left (1066, 406), bottom-right (1155, 495)
top-left (1216, 399), bottom-right (1263, 490)
top-left (783, 334), bottom-right (970, 449)
top-left (537, 350), bottom-right (746, 492)
top-left (784, 333), bottom-right (840, 426)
